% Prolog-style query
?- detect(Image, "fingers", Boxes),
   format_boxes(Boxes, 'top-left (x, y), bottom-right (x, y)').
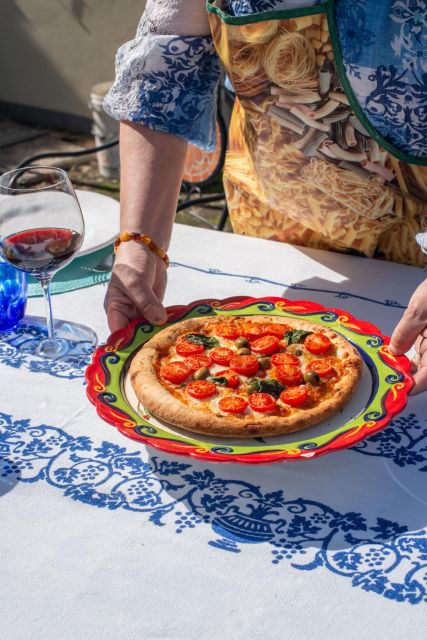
top-left (390, 312), bottom-right (427, 355)
top-left (105, 264), bottom-right (167, 333)
top-left (108, 305), bottom-right (132, 333)
top-left (132, 283), bottom-right (168, 326)
top-left (389, 280), bottom-right (427, 355)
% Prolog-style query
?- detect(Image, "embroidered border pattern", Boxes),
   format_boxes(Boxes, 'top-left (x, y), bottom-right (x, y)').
top-left (1, 412), bottom-right (426, 605)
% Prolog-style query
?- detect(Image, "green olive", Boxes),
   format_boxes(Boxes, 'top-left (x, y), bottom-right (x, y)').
top-left (194, 367), bottom-right (210, 380)
top-left (257, 356), bottom-right (271, 370)
top-left (287, 345), bottom-right (303, 356)
top-left (247, 381), bottom-right (260, 394)
top-left (235, 337), bottom-right (250, 349)
top-left (237, 347), bottom-right (251, 356)
top-left (304, 371), bottom-right (320, 385)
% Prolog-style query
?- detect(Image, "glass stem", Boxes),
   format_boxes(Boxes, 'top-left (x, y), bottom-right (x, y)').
top-left (40, 276), bottom-right (55, 339)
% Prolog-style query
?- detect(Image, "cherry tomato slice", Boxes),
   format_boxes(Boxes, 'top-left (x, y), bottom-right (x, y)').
top-left (262, 322), bottom-right (292, 339)
top-left (241, 323), bottom-right (266, 341)
top-left (307, 359), bottom-right (335, 378)
top-left (184, 354), bottom-right (212, 371)
top-left (216, 369), bottom-right (240, 389)
top-left (271, 352), bottom-right (300, 367)
top-left (230, 355), bottom-right (259, 376)
top-left (176, 337), bottom-right (204, 356)
top-left (250, 335), bottom-right (281, 355)
top-left (186, 380), bottom-right (217, 399)
top-left (279, 386), bottom-right (308, 407)
top-left (276, 364), bottom-right (303, 386)
top-left (161, 361), bottom-right (191, 384)
top-left (215, 324), bottom-right (241, 340)
top-left (218, 396), bottom-right (248, 414)
top-left (248, 392), bottom-right (276, 413)
top-left (305, 333), bottom-right (332, 355)
top-left (210, 347), bottom-right (235, 366)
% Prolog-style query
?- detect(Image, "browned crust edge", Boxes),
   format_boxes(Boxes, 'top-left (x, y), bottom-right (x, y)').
top-left (129, 316), bottom-right (363, 438)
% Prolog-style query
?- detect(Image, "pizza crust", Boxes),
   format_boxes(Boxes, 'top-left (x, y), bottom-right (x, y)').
top-left (129, 315), bottom-right (363, 438)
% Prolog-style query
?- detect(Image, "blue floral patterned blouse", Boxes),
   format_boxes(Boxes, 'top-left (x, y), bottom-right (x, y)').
top-left (104, 0), bottom-right (426, 159)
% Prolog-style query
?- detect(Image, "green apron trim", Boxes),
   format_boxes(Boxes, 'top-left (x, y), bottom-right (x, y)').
top-left (326, 0), bottom-right (427, 167)
top-left (206, 0), bottom-right (326, 25)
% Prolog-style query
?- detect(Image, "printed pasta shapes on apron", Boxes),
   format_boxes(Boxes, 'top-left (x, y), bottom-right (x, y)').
top-left (207, 0), bottom-right (427, 266)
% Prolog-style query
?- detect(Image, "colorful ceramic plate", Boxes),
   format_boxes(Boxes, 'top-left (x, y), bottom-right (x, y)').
top-left (86, 296), bottom-right (413, 464)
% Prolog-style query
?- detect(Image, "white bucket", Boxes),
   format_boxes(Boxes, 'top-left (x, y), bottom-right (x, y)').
top-left (89, 81), bottom-right (119, 179)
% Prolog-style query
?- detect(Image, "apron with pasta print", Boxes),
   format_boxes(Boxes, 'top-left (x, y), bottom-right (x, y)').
top-left (207, 0), bottom-right (427, 266)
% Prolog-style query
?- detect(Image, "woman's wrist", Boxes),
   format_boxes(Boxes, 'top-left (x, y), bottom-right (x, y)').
top-left (114, 231), bottom-right (169, 267)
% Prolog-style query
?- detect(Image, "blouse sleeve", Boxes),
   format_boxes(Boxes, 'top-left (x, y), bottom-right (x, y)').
top-left (103, 0), bottom-right (221, 151)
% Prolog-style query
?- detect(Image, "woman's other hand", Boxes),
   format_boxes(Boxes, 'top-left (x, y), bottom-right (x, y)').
top-left (389, 279), bottom-right (427, 395)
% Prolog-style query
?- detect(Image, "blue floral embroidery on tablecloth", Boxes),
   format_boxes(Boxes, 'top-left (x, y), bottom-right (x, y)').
top-left (352, 413), bottom-right (427, 472)
top-left (169, 262), bottom-right (408, 309)
top-left (1, 411), bottom-right (426, 605)
top-left (0, 324), bottom-right (92, 379)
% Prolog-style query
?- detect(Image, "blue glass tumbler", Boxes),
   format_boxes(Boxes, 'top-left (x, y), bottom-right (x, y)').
top-left (0, 255), bottom-right (27, 332)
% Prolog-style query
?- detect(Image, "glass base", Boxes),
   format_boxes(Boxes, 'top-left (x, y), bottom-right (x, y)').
top-left (0, 315), bottom-right (97, 363)
top-left (35, 318), bottom-right (97, 359)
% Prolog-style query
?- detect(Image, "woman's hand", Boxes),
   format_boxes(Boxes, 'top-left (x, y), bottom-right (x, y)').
top-left (105, 241), bottom-right (168, 333)
top-left (389, 279), bottom-right (427, 395)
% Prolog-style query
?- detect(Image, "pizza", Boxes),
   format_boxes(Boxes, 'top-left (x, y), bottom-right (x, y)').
top-left (129, 315), bottom-right (363, 438)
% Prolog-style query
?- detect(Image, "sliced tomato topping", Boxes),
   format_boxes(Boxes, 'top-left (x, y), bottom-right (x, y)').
top-left (262, 322), bottom-right (292, 339)
top-left (175, 336), bottom-right (204, 356)
top-left (276, 364), bottom-right (303, 386)
top-left (186, 380), bottom-right (217, 399)
top-left (241, 323), bottom-right (266, 341)
top-left (216, 369), bottom-right (240, 389)
top-left (210, 347), bottom-right (235, 366)
top-left (250, 335), bottom-right (281, 355)
top-left (280, 386), bottom-right (308, 407)
top-left (307, 359), bottom-right (335, 378)
top-left (161, 361), bottom-right (191, 384)
top-left (184, 354), bottom-right (212, 371)
top-left (248, 392), bottom-right (276, 413)
top-left (218, 396), bottom-right (248, 414)
top-left (271, 352), bottom-right (300, 367)
top-left (305, 333), bottom-right (332, 355)
top-left (215, 324), bottom-right (241, 340)
top-left (229, 355), bottom-right (259, 376)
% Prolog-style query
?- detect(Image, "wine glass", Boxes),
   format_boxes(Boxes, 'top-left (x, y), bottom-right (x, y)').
top-left (0, 166), bottom-right (97, 358)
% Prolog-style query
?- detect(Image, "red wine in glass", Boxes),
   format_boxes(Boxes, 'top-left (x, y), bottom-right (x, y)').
top-left (2, 227), bottom-right (82, 275)
top-left (0, 166), bottom-right (97, 358)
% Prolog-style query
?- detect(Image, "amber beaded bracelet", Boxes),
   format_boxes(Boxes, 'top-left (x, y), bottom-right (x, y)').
top-left (114, 231), bottom-right (169, 268)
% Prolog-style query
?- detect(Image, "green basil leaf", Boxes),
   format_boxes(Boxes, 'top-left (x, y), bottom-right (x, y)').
top-left (284, 329), bottom-right (313, 345)
top-left (185, 333), bottom-right (220, 349)
top-left (250, 378), bottom-right (286, 398)
top-left (211, 376), bottom-right (228, 386)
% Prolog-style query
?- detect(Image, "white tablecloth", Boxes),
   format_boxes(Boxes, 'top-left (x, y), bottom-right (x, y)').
top-left (1, 224), bottom-right (426, 640)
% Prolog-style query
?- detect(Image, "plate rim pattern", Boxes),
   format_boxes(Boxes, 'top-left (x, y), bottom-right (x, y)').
top-left (86, 296), bottom-right (413, 464)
